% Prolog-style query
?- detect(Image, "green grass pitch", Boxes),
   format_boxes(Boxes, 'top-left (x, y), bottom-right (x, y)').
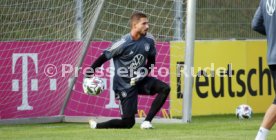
top-left (1, 114), bottom-right (276, 140)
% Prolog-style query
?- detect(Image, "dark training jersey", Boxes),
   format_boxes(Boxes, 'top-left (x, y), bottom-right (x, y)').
top-left (103, 33), bottom-right (156, 91)
top-left (252, 0), bottom-right (276, 65)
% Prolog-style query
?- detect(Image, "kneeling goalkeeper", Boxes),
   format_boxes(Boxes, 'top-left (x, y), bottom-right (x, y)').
top-left (86, 12), bottom-right (170, 129)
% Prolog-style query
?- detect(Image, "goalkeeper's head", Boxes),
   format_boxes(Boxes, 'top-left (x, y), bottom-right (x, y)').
top-left (130, 11), bottom-right (149, 36)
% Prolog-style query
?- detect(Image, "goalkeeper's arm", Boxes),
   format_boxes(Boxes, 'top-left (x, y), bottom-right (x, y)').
top-left (251, 6), bottom-right (266, 35)
top-left (85, 53), bottom-right (109, 77)
top-left (145, 55), bottom-right (156, 74)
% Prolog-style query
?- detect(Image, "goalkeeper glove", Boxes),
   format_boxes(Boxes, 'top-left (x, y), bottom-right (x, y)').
top-left (130, 71), bottom-right (144, 86)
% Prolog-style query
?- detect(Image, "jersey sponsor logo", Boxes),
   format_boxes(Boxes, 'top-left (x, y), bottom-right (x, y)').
top-left (266, 0), bottom-right (276, 16)
top-left (145, 43), bottom-right (150, 52)
top-left (130, 54), bottom-right (145, 69)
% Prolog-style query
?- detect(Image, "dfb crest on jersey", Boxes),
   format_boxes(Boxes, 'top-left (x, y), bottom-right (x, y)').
top-left (145, 43), bottom-right (150, 52)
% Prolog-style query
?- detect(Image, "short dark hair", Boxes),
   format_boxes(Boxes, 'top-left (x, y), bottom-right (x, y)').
top-left (130, 11), bottom-right (147, 26)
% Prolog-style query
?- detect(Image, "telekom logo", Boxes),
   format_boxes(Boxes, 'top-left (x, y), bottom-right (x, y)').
top-left (12, 53), bottom-right (57, 111)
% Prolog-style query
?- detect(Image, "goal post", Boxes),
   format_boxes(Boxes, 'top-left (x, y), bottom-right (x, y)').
top-left (59, 0), bottom-right (105, 116)
top-left (183, 0), bottom-right (196, 123)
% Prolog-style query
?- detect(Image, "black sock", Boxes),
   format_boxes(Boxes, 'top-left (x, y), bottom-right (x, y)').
top-left (96, 116), bottom-right (135, 129)
top-left (145, 85), bottom-right (170, 122)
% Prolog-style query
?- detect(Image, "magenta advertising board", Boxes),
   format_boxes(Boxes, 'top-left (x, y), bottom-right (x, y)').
top-left (64, 42), bottom-right (170, 117)
top-left (0, 41), bottom-right (170, 119)
top-left (0, 42), bottom-right (82, 119)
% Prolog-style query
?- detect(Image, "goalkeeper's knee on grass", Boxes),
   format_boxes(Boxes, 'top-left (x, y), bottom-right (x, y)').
top-left (122, 117), bottom-right (136, 128)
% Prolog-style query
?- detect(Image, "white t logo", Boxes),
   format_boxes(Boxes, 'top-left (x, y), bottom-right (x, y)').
top-left (266, 0), bottom-right (276, 16)
top-left (12, 53), bottom-right (38, 111)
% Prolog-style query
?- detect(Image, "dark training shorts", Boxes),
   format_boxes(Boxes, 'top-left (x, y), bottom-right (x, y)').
top-left (115, 77), bottom-right (168, 118)
top-left (269, 65), bottom-right (276, 104)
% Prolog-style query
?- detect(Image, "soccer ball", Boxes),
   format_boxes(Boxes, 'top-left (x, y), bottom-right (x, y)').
top-left (235, 104), bottom-right (253, 119)
top-left (82, 77), bottom-right (105, 95)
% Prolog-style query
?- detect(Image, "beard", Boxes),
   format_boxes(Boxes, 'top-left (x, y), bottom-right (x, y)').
top-left (139, 29), bottom-right (148, 36)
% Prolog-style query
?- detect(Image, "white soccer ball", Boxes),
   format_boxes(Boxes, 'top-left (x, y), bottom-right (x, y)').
top-left (82, 77), bottom-right (105, 96)
top-left (235, 104), bottom-right (253, 119)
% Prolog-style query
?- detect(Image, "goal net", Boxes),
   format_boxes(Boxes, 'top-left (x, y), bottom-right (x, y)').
top-left (0, 0), bottom-right (186, 123)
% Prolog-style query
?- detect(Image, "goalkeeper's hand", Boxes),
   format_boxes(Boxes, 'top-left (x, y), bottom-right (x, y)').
top-left (130, 71), bottom-right (144, 86)
top-left (85, 68), bottom-right (94, 78)
top-left (130, 77), bottom-right (139, 86)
